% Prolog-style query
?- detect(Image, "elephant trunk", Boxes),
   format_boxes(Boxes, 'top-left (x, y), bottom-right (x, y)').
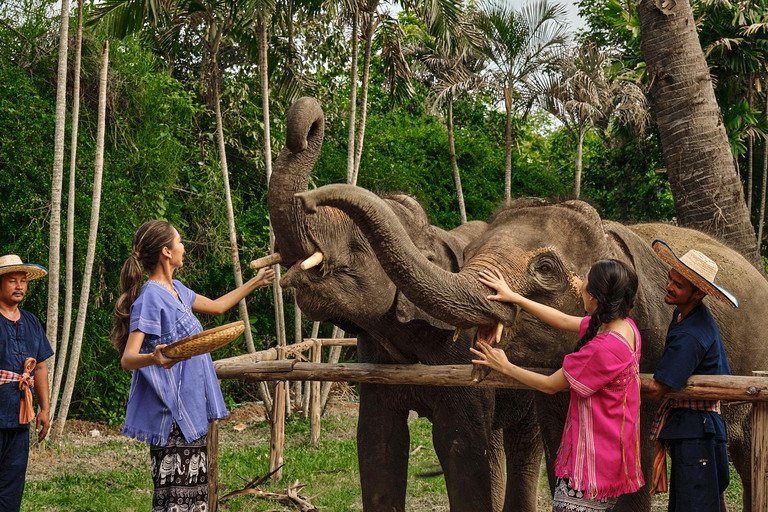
top-left (296, 184), bottom-right (518, 328)
top-left (268, 97), bottom-right (325, 266)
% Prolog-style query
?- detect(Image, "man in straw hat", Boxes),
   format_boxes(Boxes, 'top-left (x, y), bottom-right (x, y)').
top-left (0, 255), bottom-right (52, 511)
top-left (647, 240), bottom-right (736, 511)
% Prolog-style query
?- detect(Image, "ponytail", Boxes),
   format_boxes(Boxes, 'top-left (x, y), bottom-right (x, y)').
top-left (111, 220), bottom-right (176, 354)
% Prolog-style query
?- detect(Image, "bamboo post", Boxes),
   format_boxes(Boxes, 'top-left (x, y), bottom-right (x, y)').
top-left (207, 420), bottom-right (219, 512)
top-left (269, 346), bottom-right (286, 481)
top-left (752, 370), bottom-right (768, 511)
top-left (310, 339), bottom-right (322, 446)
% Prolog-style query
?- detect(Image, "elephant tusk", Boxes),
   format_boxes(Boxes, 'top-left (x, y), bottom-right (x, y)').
top-left (250, 253), bottom-right (283, 269)
top-left (495, 322), bottom-right (504, 344)
top-left (452, 327), bottom-right (462, 343)
top-left (300, 251), bottom-right (324, 270)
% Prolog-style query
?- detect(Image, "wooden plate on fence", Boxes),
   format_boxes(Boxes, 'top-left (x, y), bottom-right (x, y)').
top-left (162, 321), bottom-right (245, 359)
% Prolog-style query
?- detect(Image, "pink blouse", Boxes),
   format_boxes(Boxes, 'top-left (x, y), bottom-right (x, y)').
top-left (554, 316), bottom-right (645, 499)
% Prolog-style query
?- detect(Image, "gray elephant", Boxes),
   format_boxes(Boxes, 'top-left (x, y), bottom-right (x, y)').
top-left (267, 97), bottom-right (543, 511)
top-left (296, 186), bottom-right (768, 512)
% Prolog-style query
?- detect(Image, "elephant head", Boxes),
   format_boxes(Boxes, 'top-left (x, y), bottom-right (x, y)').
top-left (267, 98), bottom-right (472, 343)
top-left (295, 186), bottom-right (668, 371)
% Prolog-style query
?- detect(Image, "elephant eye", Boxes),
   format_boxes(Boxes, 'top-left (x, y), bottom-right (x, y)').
top-left (538, 263), bottom-right (551, 273)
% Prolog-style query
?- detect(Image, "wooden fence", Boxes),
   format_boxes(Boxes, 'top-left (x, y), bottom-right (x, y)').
top-left (210, 338), bottom-right (768, 511)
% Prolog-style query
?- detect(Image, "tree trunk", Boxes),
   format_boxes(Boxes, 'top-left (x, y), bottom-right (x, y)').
top-left (52, 0), bottom-right (83, 420)
top-left (504, 87), bottom-right (513, 204)
top-left (758, 81), bottom-right (768, 247)
top-left (53, 41), bottom-right (108, 442)
top-left (574, 128), bottom-right (585, 199)
top-left (346, 11), bottom-right (359, 183)
top-left (447, 99), bottom-right (467, 223)
top-left (47, 0), bottom-right (71, 388)
top-left (747, 80), bottom-right (754, 213)
top-left (351, 11), bottom-right (376, 185)
top-left (636, 0), bottom-right (762, 270)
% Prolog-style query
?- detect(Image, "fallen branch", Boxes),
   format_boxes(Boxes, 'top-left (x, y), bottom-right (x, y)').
top-left (219, 469), bottom-right (317, 511)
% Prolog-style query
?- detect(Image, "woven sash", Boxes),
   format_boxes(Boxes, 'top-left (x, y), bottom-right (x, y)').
top-left (649, 398), bottom-right (721, 494)
top-left (0, 357), bottom-right (37, 424)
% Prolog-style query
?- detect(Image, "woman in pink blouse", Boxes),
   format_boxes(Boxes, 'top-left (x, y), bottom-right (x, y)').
top-left (471, 259), bottom-right (644, 512)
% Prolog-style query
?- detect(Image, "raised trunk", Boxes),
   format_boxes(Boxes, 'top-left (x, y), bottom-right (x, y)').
top-left (296, 184), bottom-right (518, 328)
top-left (447, 99), bottom-right (467, 224)
top-left (636, 0), bottom-right (762, 270)
top-left (267, 97), bottom-right (325, 266)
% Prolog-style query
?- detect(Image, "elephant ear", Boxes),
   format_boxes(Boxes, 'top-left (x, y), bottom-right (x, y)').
top-left (395, 228), bottom-right (466, 325)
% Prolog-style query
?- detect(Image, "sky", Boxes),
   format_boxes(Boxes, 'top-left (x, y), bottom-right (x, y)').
top-left (503, 0), bottom-right (587, 32)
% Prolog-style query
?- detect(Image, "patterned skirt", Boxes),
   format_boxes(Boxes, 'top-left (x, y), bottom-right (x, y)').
top-left (552, 478), bottom-right (618, 512)
top-left (150, 422), bottom-right (209, 512)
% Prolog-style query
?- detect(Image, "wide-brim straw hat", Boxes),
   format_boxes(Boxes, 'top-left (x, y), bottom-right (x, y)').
top-left (0, 254), bottom-right (48, 281)
top-left (652, 239), bottom-right (738, 308)
top-left (162, 321), bottom-right (245, 359)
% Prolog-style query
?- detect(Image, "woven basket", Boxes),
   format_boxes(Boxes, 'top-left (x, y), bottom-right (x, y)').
top-left (163, 321), bottom-right (245, 359)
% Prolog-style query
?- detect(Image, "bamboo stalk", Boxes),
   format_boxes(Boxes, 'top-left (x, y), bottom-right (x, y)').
top-left (753, 371), bottom-right (768, 511)
top-left (310, 339), bottom-right (322, 446)
top-left (215, 362), bottom-right (768, 401)
top-left (207, 420), bottom-right (219, 512)
top-left (269, 347), bottom-right (286, 481)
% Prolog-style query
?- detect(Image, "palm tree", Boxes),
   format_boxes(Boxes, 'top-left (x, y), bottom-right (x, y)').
top-left (51, 0), bottom-right (85, 422)
top-left (636, 0), bottom-right (763, 269)
top-left (475, 0), bottom-right (568, 202)
top-left (409, 19), bottom-right (485, 223)
top-left (47, 0), bottom-right (72, 390)
top-left (53, 41), bottom-right (109, 442)
top-left (536, 42), bottom-right (649, 197)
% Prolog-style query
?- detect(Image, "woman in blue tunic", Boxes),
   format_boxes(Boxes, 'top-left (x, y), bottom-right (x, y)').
top-left (111, 220), bottom-right (274, 512)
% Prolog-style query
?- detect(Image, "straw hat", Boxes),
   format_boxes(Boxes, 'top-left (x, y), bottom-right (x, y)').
top-left (162, 321), bottom-right (245, 358)
top-left (0, 255), bottom-right (48, 281)
top-left (651, 240), bottom-right (738, 308)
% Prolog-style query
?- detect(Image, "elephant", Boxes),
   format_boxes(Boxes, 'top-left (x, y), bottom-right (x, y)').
top-left (295, 186), bottom-right (768, 512)
top-left (267, 97), bottom-right (545, 511)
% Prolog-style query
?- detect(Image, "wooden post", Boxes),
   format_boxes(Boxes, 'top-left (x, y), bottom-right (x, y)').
top-left (207, 420), bottom-right (219, 512)
top-left (753, 370), bottom-right (768, 511)
top-left (310, 339), bottom-right (322, 446)
top-left (269, 346), bottom-right (286, 481)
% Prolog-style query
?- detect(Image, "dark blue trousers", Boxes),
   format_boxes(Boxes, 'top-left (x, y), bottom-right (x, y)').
top-left (0, 428), bottom-right (29, 512)
top-left (667, 437), bottom-right (729, 512)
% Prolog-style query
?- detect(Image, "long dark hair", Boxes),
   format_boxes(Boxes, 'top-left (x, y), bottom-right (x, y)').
top-left (576, 259), bottom-right (638, 350)
top-left (111, 220), bottom-right (176, 354)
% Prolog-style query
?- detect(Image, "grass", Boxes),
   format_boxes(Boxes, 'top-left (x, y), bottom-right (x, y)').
top-left (21, 403), bottom-right (744, 511)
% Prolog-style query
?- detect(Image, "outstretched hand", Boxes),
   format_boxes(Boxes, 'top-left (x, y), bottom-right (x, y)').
top-left (470, 340), bottom-right (512, 374)
top-left (478, 269), bottom-right (521, 304)
top-left (254, 268), bottom-right (276, 287)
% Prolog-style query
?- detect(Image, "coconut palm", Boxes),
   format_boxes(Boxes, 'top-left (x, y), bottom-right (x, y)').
top-left (636, 0), bottom-right (763, 269)
top-left (409, 18), bottom-right (485, 223)
top-left (536, 42), bottom-right (649, 197)
top-left (475, 0), bottom-right (568, 202)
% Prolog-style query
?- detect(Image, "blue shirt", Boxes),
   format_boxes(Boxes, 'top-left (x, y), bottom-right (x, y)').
top-left (0, 309), bottom-right (54, 429)
top-left (122, 280), bottom-right (228, 446)
top-left (654, 302), bottom-right (730, 440)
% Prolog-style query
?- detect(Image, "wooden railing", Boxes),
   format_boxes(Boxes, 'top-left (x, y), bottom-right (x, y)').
top-left (210, 338), bottom-right (768, 511)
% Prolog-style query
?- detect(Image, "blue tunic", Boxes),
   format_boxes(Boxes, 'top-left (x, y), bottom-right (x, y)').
top-left (0, 310), bottom-right (53, 429)
top-left (122, 280), bottom-right (228, 446)
top-left (654, 302), bottom-right (730, 440)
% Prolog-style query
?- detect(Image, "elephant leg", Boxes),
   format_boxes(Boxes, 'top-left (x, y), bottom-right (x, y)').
top-left (501, 398), bottom-right (542, 512)
top-left (534, 393), bottom-right (569, 495)
top-left (725, 403), bottom-right (752, 512)
top-left (430, 389), bottom-right (494, 512)
top-left (488, 429), bottom-right (506, 512)
top-left (357, 383), bottom-right (410, 512)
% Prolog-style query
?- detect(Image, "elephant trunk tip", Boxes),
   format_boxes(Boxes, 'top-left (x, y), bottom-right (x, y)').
top-left (294, 191), bottom-right (317, 214)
